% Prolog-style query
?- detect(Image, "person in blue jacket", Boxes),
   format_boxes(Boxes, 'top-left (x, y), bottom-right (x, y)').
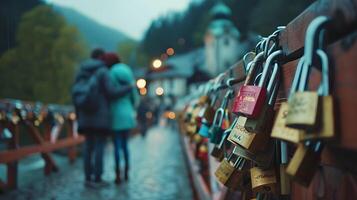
top-left (100, 53), bottom-right (140, 184)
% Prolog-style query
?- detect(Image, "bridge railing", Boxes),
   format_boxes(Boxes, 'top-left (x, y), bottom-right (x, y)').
top-left (0, 99), bottom-right (84, 191)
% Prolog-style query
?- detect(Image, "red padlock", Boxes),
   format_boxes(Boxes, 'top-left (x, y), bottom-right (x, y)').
top-left (234, 85), bottom-right (267, 118)
top-left (232, 52), bottom-right (264, 118)
top-left (233, 50), bottom-right (282, 118)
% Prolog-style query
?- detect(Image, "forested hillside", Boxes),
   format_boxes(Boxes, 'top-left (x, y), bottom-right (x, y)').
top-left (141, 0), bottom-right (313, 58)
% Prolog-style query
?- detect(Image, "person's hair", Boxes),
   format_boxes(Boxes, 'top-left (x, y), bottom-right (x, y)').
top-left (99, 52), bottom-right (121, 68)
top-left (91, 48), bottom-right (105, 59)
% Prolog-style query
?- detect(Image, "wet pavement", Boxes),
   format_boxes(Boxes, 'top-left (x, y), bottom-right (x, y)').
top-left (0, 126), bottom-right (193, 200)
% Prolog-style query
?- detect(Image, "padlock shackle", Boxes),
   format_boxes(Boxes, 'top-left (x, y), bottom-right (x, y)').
top-left (245, 52), bottom-right (265, 86)
top-left (268, 72), bottom-right (280, 106)
top-left (299, 16), bottom-right (330, 91)
top-left (316, 49), bottom-right (330, 96)
top-left (243, 52), bottom-right (256, 73)
top-left (255, 37), bottom-right (267, 53)
top-left (303, 16), bottom-right (330, 69)
top-left (280, 141), bottom-right (288, 164)
top-left (264, 34), bottom-right (277, 58)
top-left (267, 62), bottom-right (281, 98)
top-left (259, 50), bottom-right (283, 87)
top-left (289, 57), bottom-right (304, 97)
top-left (212, 108), bottom-right (224, 127)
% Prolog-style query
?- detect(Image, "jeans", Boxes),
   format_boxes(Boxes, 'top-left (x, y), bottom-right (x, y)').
top-left (113, 130), bottom-right (130, 171)
top-left (83, 134), bottom-right (106, 181)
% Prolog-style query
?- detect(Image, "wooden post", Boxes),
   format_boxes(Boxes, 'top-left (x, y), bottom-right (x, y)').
top-left (6, 122), bottom-right (19, 190)
top-left (26, 121), bottom-right (58, 175)
top-left (66, 118), bottom-right (77, 163)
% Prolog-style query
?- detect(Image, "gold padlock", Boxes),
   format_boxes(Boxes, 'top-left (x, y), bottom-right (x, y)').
top-left (228, 116), bottom-right (270, 153)
top-left (215, 151), bottom-right (249, 190)
top-left (286, 91), bottom-right (319, 130)
top-left (271, 102), bottom-right (304, 143)
top-left (286, 141), bottom-right (322, 187)
top-left (250, 167), bottom-right (277, 194)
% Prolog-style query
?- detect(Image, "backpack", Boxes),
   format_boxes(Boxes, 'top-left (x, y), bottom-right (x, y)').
top-left (72, 71), bottom-right (100, 112)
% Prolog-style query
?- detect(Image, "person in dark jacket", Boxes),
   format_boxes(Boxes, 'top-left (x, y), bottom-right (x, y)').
top-left (73, 48), bottom-right (132, 187)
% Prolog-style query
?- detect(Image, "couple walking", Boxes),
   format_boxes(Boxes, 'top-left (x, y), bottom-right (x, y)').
top-left (72, 48), bottom-right (140, 187)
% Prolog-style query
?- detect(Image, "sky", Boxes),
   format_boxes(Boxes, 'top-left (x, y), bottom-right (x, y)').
top-left (46, 0), bottom-right (192, 40)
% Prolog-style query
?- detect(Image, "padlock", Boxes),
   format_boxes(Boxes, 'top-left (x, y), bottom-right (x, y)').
top-left (285, 16), bottom-right (331, 130)
top-left (202, 95), bottom-right (216, 124)
top-left (301, 49), bottom-right (334, 141)
top-left (271, 57), bottom-right (305, 143)
top-left (228, 69), bottom-right (279, 154)
top-left (209, 90), bottom-right (234, 144)
top-left (245, 51), bottom-right (282, 132)
top-left (250, 167), bottom-right (277, 194)
top-left (234, 49), bottom-right (281, 119)
top-left (233, 52), bottom-right (267, 118)
top-left (232, 52), bottom-right (264, 115)
top-left (215, 149), bottom-right (249, 190)
top-left (211, 117), bottom-right (237, 161)
top-left (286, 141), bottom-right (323, 187)
top-left (198, 120), bottom-right (210, 138)
top-left (228, 116), bottom-right (270, 153)
top-left (271, 102), bottom-right (304, 143)
top-left (198, 84), bottom-right (220, 137)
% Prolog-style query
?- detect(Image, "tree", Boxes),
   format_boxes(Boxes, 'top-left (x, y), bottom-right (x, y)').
top-left (0, 0), bottom-right (42, 56)
top-left (0, 5), bottom-right (87, 104)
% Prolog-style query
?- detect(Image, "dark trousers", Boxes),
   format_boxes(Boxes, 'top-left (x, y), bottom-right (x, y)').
top-left (113, 130), bottom-right (130, 171)
top-left (83, 134), bottom-right (105, 181)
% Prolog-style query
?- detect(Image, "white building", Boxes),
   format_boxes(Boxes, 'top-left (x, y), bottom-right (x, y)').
top-left (204, 2), bottom-right (243, 76)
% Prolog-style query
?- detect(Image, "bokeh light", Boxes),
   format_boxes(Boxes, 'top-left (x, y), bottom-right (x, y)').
top-left (136, 78), bottom-right (147, 89)
top-left (152, 59), bottom-right (162, 68)
top-left (166, 48), bottom-right (175, 56)
top-left (155, 87), bottom-right (164, 96)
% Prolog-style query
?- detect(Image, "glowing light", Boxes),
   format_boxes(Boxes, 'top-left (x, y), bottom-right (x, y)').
top-left (155, 87), bottom-right (164, 96)
top-left (139, 88), bottom-right (147, 95)
top-left (146, 112), bottom-right (153, 119)
top-left (152, 59), bottom-right (162, 69)
top-left (136, 79), bottom-right (146, 89)
top-left (166, 48), bottom-right (175, 56)
top-left (69, 113), bottom-right (76, 121)
top-left (168, 111), bottom-right (176, 120)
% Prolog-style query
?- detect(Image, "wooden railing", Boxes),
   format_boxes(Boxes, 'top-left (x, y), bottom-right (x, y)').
top-left (0, 99), bottom-right (84, 191)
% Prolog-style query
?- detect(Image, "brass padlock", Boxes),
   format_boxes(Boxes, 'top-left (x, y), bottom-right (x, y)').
top-left (228, 116), bottom-right (270, 153)
top-left (286, 141), bottom-right (322, 187)
top-left (250, 167), bottom-right (277, 194)
top-left (215, 150), bottom-right (249, 190)
top-left (285, 16), bottom-right (331, 131)
top-left (271, 102), bottom-right (304, 143)
top-left (301, 50), bottom-right (334, 141)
